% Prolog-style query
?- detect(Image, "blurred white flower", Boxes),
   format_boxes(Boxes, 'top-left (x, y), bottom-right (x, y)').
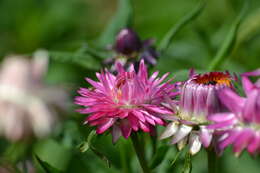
top-left (0, 50), bottom-right (67, 141)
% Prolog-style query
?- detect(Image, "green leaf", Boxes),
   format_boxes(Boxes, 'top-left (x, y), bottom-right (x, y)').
top-left (34, 139), bottom-right (71, 172)
top-left (35, 155), bottom-right (62, 173)
top-left (78, 130), bottom-right (96, 153)
top-left (77, 43), bottom-right (108, 60)
top-left (49, 51), bottom-right (101, 70)
top-left (158, 0), bottom-right (206, 52)
top-left (208, 1), bottom-right (249, 71)
top-left (98, 0), bottom-right (133, 46)
top-left (78, 130), bottom-right (111, 167)
top-left (171, 150), bottom-right (182, 166)
top-left (149, 146), bottom-right (169, 169)
top-left (90, 146), bottom-right (112, 168)
top-left (181, 152), bottom-right (192, 173)
top-left (3, 142), bottom-right (29, 163)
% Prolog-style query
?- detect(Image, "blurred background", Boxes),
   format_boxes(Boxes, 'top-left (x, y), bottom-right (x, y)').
top-left (0, 0), bottom-right (260, 172)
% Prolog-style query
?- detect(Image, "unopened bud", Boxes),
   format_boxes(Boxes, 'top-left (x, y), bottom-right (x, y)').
top-left (115, 28), bottom-right (142, 56)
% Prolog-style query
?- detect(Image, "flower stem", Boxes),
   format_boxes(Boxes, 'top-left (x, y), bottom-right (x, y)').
top-left (207, 149), bottom-right (217, 173)
top-left (131, 133), bottom-right (151, 173)
top-left (119, 141), bottom-right (131, 173)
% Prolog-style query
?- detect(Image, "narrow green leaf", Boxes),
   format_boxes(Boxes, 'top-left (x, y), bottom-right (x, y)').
top-left (87, 130), bottom-right (96, 145)
top-left (181, 152), bottom-right (192, 173)
top-left (35, 155), bottom-right (62, 173)
top-left (171, 150), bottom-right (182, 166)
top-left (98, 0), bottom-right (133, 46)
top-left (149, 146), bottom-right (169, 169)
top-left (78, 130), bottom-right (96, 153)
top-left (49, 51), bottom-right (101, 70)
top-left (208, 1), bottom-right (249, 71)
top-left (90, 146), bottom-right (112, 168)
top-left (78, 142), bottom-right (89, 153)
top-left (158, 0), bottom-right (206, 52)
top-left (78, 131), bottom-right (111, 167)
top-left (77, 43), bottom-right (108, 60)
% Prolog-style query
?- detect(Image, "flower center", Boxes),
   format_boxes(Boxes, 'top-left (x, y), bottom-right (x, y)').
top-left (193, 72), bottom-right (231, 87)
top-left (113, 72), bottom-right (135, 105)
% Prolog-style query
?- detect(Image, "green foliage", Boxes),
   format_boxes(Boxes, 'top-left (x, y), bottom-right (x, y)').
top-left (1, 0), bottom-right (260, 173)
top-left (171, 150), bottom-right (181, 166)
top-left (182, 152), bottom-right (192, 173)
top-left (158, 0), bottom-right (206, 52)
top-left (98, 0), bottom-right (133, 46)
top-left (78, 130), bottom-right (96, 153)
top-left (34, 139), bottom-right (71, 172)
top-left (208, 1), bottom-right (249, 70)
top-left (49, 51), bottom-right (101, 70)
top-left (150, 146), bottom-right (169, 169)
top-left (35, 155), bottom-right (62, 173)
top-left (90, 146), bottom-right (112, 168)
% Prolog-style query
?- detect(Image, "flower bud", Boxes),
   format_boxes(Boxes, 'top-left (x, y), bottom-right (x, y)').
top-left (115, 28), bottom-right (142, 56)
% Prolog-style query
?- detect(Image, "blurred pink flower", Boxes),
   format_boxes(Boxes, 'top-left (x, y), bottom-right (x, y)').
top-left (0, 50), bottom-right (67, 141)
top-left (75, 60), bottom-right (178, 143)
top-left (208, 69), bottom-right (260, 156)
top-left (160, 71), bottom-right (233, 155)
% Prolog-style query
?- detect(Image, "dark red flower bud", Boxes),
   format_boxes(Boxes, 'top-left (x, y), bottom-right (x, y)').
top-left (115, 28), bottom-right (142, 56)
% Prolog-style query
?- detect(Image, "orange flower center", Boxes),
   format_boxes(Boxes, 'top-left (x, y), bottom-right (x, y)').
top-left (193, 72), bottom-right (231, 87)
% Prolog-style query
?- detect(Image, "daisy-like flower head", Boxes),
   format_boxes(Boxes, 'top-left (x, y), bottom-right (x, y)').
top-left (208, 69), bottom-right (260, 156)
top-left (75, 60), bottom-right (178, 143)
top-left (160, 70), bottom-right (233, 155)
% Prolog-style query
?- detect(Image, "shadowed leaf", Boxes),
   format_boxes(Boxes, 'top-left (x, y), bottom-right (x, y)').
top-left (171, 150), bottom-right (182, 166)
top-left (35, 155), bottom-right (62, 173)
top-left (90, 146), bottom-right (112, 168)
top-left (98, 0), bottom-right (133, 46)
top-left (208, 1), bottom-right (249, 70)
top-left (158, 0), bottom-right (206, 52)
top-left (150, 146), bottom-right (169, 169)
top-left (49, 51), bottom-right (101, 70)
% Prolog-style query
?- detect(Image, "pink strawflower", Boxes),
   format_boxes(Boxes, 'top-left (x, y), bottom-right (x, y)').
top-left (208, 69), bottom-right (260, 156)
top-left (75, 60), bottom-right (178, 143)
top-left (160, 71), bottom-right (233, 155)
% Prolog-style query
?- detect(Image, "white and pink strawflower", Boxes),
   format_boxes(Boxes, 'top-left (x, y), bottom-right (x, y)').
top-left (208, 69), bottom-right (260, 156)
top-left (75, 60), bottom-right (179, 143)
top-left (160, 71), bottom-right (233, 155)
top-left (0, 51), bottom-right (67, 141)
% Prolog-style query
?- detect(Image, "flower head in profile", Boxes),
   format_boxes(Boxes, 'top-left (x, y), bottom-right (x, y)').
top-left (160, 70), bottom-right (233, 155)
top-left (0, 51), bottom-right (67, 141)
top-left (208, 69), bottom-right (260, 156)
top-left (75, 60), bottom-right (178, 143)
top-left (104, 28), bottom-right (159, 72)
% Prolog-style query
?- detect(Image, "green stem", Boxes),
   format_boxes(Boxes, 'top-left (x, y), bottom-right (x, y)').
top-left (131, 133), bottom-right (151, 173)
top-left (119, 141), bottom-right (131, 173)
top-left (207, 149), bottom-right (217, 173)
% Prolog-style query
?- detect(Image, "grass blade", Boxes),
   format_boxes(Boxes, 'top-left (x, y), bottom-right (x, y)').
top-left (208, 1), bottom-right (249, 71)
top-left (158, 0), bottom-right (206, 52)
top-left (49, 51), bottom-right (101, 70)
